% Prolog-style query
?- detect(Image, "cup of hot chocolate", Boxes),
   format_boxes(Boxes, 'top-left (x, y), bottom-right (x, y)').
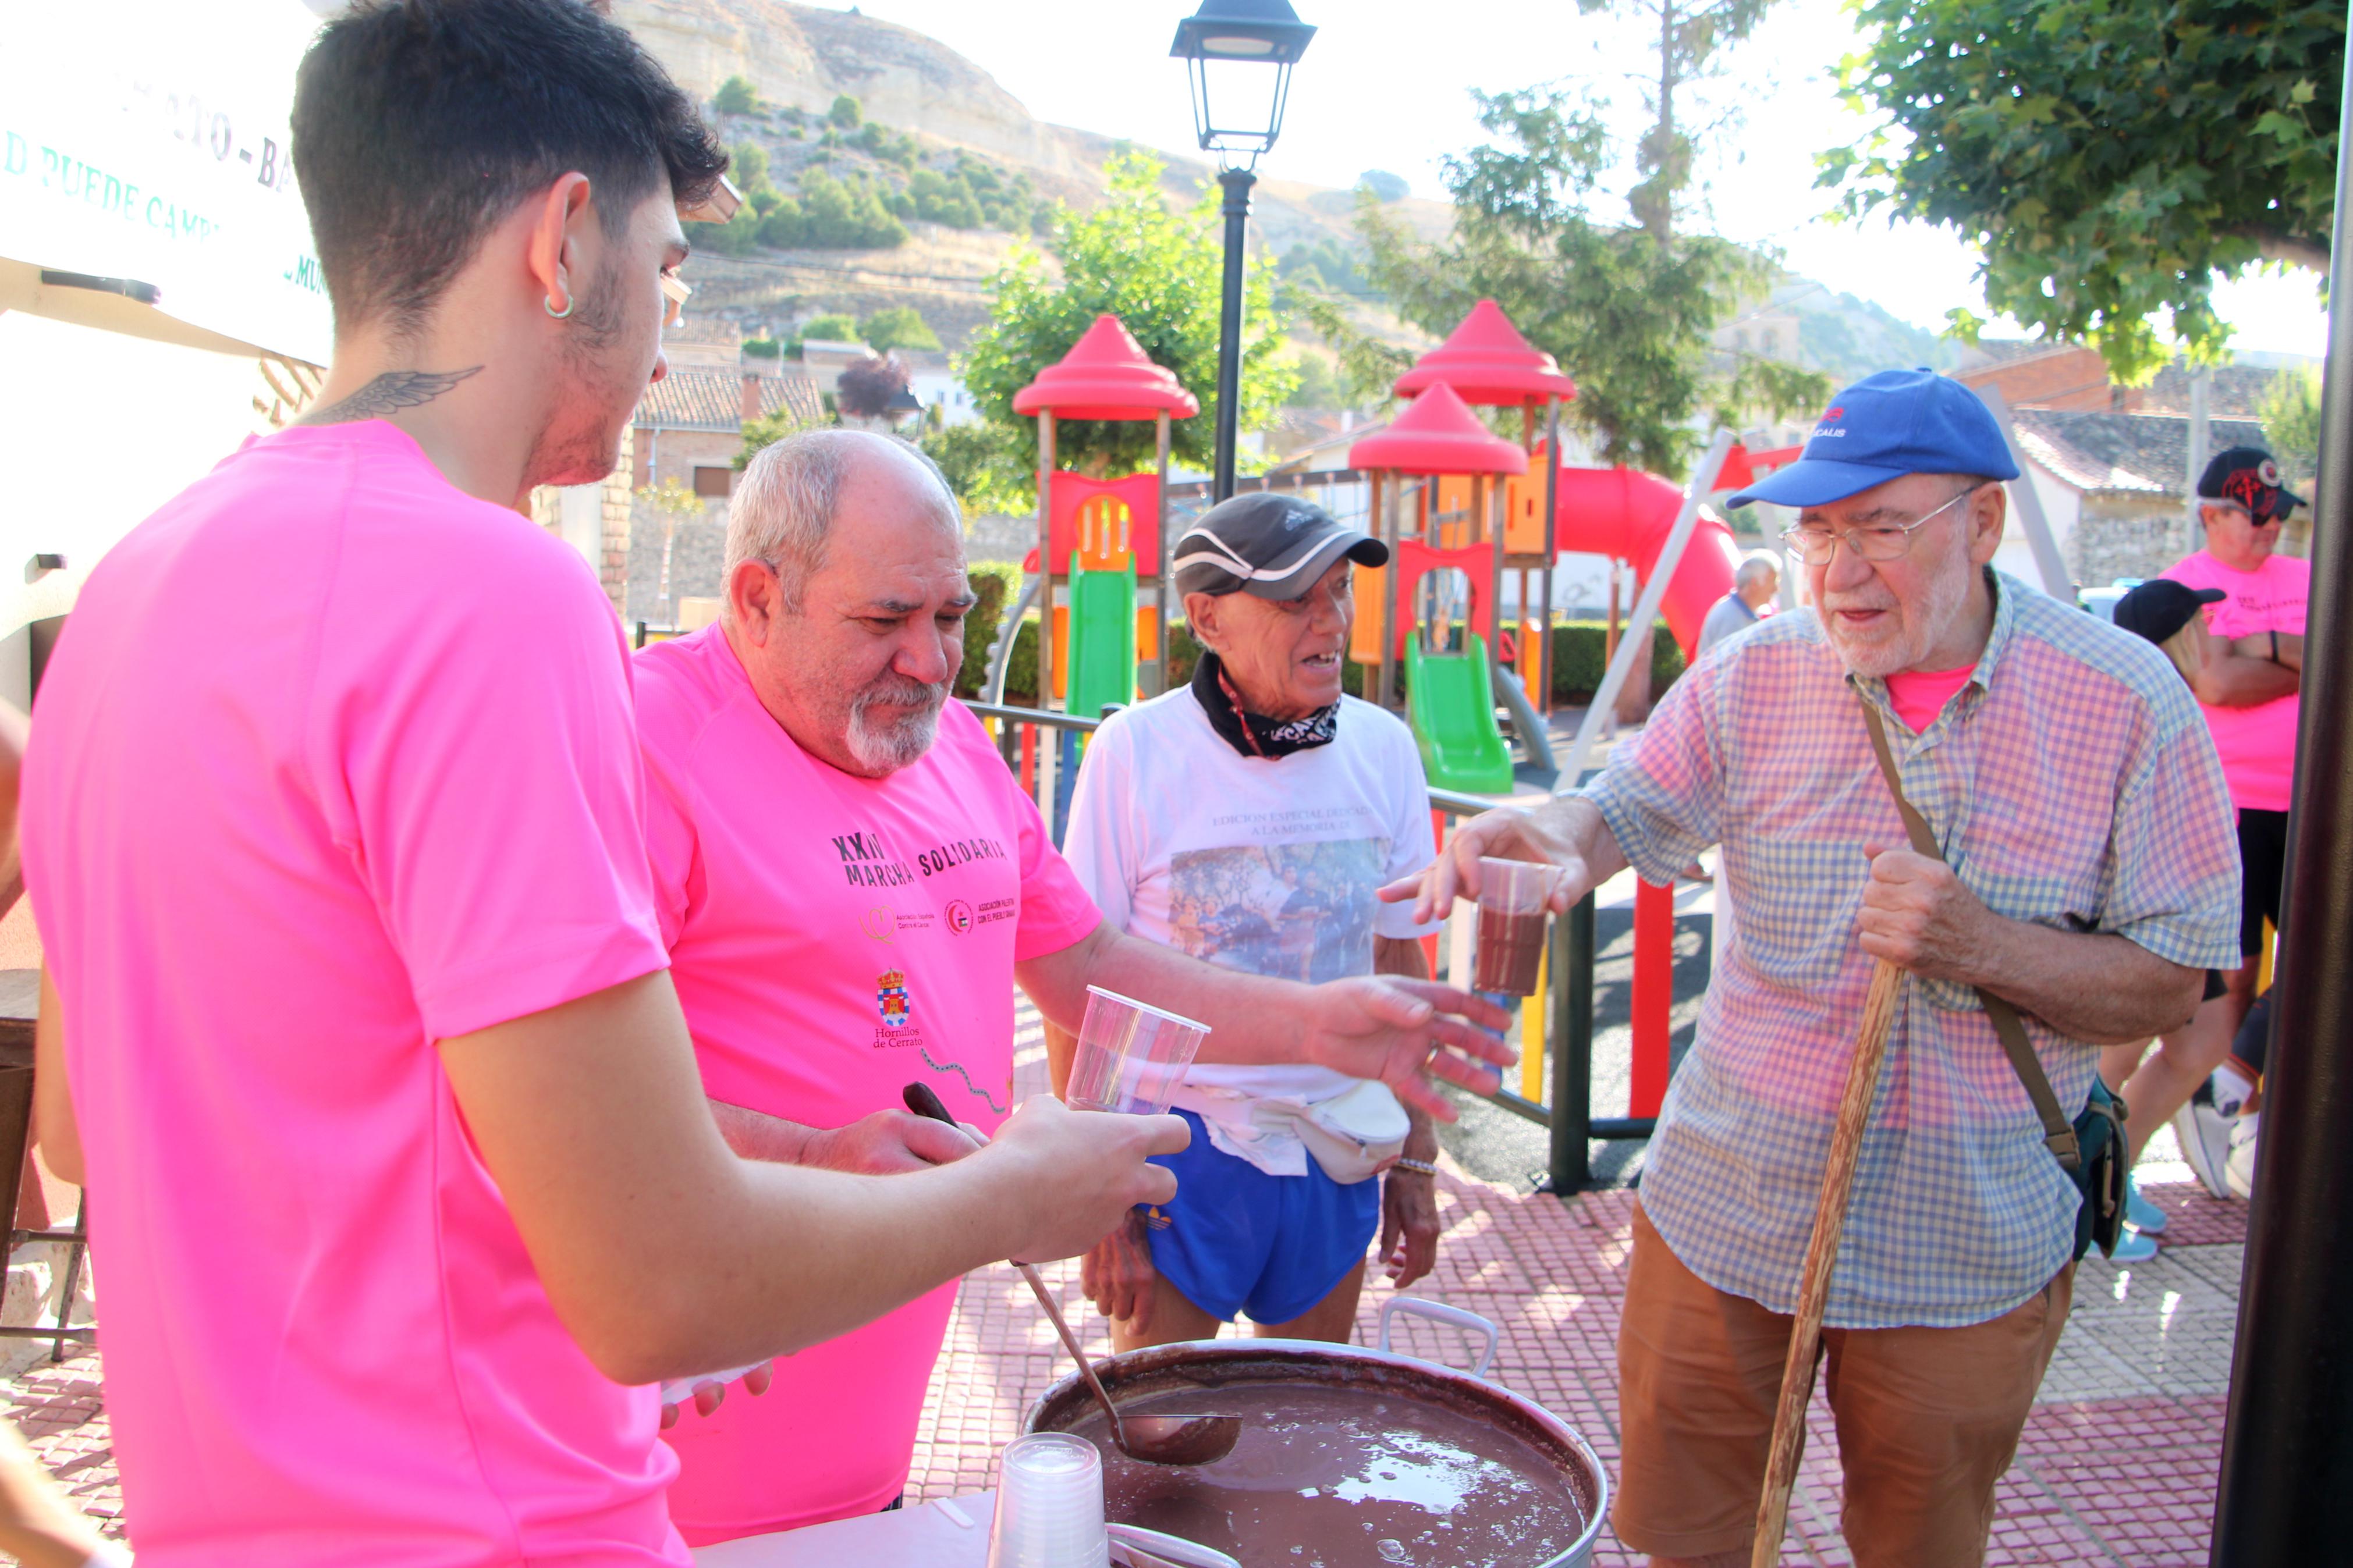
top-left (1473, 856), bottom-right (1552, 997)
top-left (1066, 987), bottom-right (1211, 1116)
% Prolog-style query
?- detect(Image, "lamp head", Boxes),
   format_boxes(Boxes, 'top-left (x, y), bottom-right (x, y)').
top-left (1171, 0), bottom-right (1315, 168)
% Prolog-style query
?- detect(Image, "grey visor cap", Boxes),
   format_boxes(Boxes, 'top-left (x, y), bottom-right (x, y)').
top-left (1170, 492), bottom-right (1390, 599)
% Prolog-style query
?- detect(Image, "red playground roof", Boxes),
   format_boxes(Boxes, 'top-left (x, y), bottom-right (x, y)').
top-left (1393, 299), bottom-right (1577, 406)
top-left (1348, 382), bottom-right (1529, 477)
top-left (1012, 314), bottom-right (1201, 421)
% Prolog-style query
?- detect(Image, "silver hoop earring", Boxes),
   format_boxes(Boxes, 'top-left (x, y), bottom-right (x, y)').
top-left (544, 291), bottom-right (574, 319)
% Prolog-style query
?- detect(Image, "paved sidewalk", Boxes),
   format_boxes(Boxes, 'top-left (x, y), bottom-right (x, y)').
top-left (0, 1001), bottom-right (2243, 1566)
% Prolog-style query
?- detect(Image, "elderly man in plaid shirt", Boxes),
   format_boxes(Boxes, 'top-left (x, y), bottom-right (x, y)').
top-left (1394, 371), bottom-right (2241, 1567)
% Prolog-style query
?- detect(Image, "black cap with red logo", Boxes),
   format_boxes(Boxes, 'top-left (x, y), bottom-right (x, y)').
top-left (2197, 447), bottom-right (2305, 524)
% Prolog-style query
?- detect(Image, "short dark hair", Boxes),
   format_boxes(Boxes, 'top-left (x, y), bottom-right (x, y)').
top-left (292, 0), bottom-right (728, 339)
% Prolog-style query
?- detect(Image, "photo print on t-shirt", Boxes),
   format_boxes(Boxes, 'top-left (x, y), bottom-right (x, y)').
top-left (1167, 838), bottom-right (1392, 983)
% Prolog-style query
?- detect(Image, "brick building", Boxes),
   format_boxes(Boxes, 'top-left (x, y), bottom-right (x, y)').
top-left (632, 369), bottom-right (825, 499)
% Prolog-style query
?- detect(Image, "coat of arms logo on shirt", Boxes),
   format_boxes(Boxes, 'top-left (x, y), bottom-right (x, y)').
top-left (876, 969), bottom-right (914, 1027)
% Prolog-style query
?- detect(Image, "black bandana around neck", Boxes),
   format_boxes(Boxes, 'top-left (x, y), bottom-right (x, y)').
top-left (1191, 649), bottom-right (1340, 760)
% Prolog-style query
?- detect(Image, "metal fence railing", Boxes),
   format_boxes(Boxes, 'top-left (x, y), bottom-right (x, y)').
top-left (963, 698), bottom-right (1666, 1193)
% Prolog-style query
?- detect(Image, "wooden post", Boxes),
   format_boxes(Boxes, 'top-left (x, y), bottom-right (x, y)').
top-left (1154, 410), bottom-right (1172, 697)
top-left (1540, 396), bottom-right (1560, 716)
top-left (1376, 470), bottom-right (1400, 712)
top-left (1037, 410), bottom-right (1057, 712)
top-left (1487, 474), bottom-right (1507, 681)
top-left (1750, 959), bottom-right (1905, 1565)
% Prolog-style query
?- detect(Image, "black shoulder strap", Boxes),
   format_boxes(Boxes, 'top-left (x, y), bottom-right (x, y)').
top-left (1858, 699), bottom-right (2085, 1171)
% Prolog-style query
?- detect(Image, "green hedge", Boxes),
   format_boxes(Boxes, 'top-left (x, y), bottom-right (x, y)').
top-left (1549, 620), bottom-right (1687, 705)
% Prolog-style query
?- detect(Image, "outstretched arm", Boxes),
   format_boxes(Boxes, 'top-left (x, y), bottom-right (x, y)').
top-left (439, 969), bottom-right (1185, 1385)
top-left (1379, 795), bottom-right (1628, 927)
top-left (1015, 925), bottom-right (1513, 1122)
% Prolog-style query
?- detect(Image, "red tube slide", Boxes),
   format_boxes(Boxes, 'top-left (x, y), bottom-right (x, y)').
top-left (1550, 464), bottom-right (1740, 659)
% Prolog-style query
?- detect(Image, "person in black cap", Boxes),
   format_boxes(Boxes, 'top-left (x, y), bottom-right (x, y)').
top-left (1057, 492), bottom-right (1456, 1354)
top-left (2109, 446), bottom-right (2311, 1199)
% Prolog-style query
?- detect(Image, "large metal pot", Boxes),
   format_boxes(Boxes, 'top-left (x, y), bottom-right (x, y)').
top-left (1023, 1297), bottom-right (1609, 1568)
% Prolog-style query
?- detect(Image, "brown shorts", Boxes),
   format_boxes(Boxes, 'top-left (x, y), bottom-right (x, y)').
top-left (1613, 1202), bottom-right (2071, 1567)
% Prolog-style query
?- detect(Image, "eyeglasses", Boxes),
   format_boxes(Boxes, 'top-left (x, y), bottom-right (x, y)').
top-left (1781, 486), bottom-right (1976, 566)
top-left (2207, 500), bottom-right (2283, 528)
top-left (660, 268), bottom-right (691, 329)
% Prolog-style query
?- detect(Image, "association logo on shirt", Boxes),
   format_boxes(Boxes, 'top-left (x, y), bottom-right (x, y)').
top-left (861, 905), bottom-right (895, 943)
top-left (944, 899), bottom-right (975, 935)
top-left (876, 969), bottom-right (914, 1028)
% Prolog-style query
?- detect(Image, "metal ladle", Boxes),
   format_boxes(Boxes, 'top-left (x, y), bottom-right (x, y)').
top-left (901, 1083), bottom-right (1240, 1467)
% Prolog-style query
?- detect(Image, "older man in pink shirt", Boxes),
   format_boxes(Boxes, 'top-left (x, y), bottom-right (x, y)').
top-left (640, 429), bottom-right (1514, 1544)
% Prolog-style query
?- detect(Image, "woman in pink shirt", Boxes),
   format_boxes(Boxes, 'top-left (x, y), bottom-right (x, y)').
top-left (2113, 447), bottom-right (2308, 1198)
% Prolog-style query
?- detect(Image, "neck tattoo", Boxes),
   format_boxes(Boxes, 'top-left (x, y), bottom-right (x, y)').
top-left (300, 365), bottom-right (483, 426)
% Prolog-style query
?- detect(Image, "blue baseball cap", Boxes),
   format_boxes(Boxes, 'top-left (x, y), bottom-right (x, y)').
top-left (1726, 369), bottom-right (2020, 509)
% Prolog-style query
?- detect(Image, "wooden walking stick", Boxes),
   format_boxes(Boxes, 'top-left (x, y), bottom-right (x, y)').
top-left (1750, 957), bottom-right (1906, 1566)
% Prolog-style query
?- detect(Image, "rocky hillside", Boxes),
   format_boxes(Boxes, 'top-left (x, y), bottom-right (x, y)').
top-left (611, 0), bottom-right (1449, 348)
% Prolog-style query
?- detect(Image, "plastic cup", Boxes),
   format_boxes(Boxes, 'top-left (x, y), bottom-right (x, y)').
top-left (1064, 986), bottom-right (1209, 1115)
top-left (985, 1431), bottom-right (1110, 1568)
top-left (1474, 856), bottom-right (1551, 997)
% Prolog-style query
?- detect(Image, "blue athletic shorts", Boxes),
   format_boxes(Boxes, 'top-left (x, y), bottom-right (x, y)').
top-left (1141, 1108), bottom-right (1381, 1326)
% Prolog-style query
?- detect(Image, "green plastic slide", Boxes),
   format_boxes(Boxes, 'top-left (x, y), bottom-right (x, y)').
top-left (1407, 631), bottom-right (1514, 794)
top-left (1064, 557), bottom-right (1137, 726)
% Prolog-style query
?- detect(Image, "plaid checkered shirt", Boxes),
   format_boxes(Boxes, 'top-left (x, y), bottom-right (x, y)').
top-left (1586, 571), bottom-right (2242, 1328)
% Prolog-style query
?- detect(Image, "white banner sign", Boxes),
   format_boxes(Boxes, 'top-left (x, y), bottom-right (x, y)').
top-left (0, 0), bottom-right (331, 364)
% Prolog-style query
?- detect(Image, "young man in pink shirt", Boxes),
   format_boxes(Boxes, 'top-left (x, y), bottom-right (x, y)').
top-left (2111, 448), bottom-right (2308, 1193)
top-left (18, 5), bottom-right (1184, 1564)
top-left (638, 430), bottom-right (1515, 1542)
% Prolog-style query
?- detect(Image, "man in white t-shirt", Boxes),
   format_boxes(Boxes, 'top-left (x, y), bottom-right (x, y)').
top-left (1062, 494), bottom-right (1450, 1347)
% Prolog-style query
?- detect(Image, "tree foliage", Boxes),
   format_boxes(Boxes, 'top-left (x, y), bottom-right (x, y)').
top-left (1822, 0), bottom-right (2341, 381)
top-left (837, 354), bottom-right (915, 420)
top-left (1574, 0), bottom-right (1778, 241)
top-left (953, 150), bottom-right (1294, 508)
top-left (2259, 364), bottom-right (2324, 492)
top-left (801, 312), bottom-right (858, 342)
top-left (713, 74), bottom-right (760, 116)
top-left (829, 94), bottom-right (863, 130)
top-left (1348, 87), bottom-right (1825, 477)
top-left (735, 401), bottom-right (828, 471)
top-left (861, 306), bottom-right (942, 353)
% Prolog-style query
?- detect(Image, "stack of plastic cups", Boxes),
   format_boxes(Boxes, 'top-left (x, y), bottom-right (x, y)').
top-left (986, 1432), bottom-right (1111, 1567)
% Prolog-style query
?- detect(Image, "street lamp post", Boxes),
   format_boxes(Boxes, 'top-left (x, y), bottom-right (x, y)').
top-left (1172, 0), bottom-right (1314, 503)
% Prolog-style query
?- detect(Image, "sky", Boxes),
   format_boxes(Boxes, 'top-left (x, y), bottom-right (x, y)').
top-left (836, 0), bottom-right (2329, 359)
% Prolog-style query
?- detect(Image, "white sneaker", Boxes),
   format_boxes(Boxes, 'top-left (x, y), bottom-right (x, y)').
top-left (2225, 1114), bottom-right (2260, 1200)
top-left (2173, 1097), bottom-right (2234, 1199)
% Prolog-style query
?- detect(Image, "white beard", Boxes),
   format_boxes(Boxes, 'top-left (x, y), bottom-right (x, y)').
top-left (843, 682), bottom-right (945, 774)
top-left (1825, 549), bottom-right (1975, 678)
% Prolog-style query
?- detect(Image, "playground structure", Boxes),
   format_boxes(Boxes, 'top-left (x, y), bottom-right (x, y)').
top-left (982, 314), bottom-right (1198, 817)
top-left (1346, 381), bottom-right (1531, 794)
top-left (978, 301), bottom-right (1790, 1122)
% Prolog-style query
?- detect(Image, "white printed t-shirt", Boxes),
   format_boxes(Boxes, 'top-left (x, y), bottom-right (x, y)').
top-left (1062, 687), bottom-right (1440, 1172)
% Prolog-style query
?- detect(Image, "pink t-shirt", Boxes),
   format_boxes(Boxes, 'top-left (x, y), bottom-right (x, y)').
top-left (2163, 549), bottom-right (2310, 811)
top-left (21, 422), bottom-right (682, 1567)
top-left (633, 626), bottom-right (1101, 1544)
top-left (1882, 663), bottom-right (1975, 734)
